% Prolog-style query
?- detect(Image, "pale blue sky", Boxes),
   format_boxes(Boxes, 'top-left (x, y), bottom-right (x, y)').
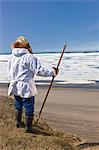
top-left (0, 0), bottom-right (99, 53)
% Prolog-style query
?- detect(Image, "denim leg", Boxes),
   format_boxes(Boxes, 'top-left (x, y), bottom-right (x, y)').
top-left (22, 96), bottom-right (35, 116)
top-left (14, 95), bottom-right (23, 127)
top-left (14, 95), bottom-right (23, 110)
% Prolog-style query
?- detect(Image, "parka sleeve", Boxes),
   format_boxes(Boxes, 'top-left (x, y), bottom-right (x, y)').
top-left (29, 55), bottom-right (55, 77)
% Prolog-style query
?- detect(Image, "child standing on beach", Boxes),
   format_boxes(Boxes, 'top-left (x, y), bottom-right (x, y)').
top-left (8, 36), bottom-right (58, 133)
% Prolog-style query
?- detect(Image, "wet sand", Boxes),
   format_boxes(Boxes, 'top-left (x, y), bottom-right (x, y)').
top-left (0, 84), bottom-right (99, 142)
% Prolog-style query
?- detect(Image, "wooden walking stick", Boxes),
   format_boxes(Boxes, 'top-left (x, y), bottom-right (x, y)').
top-left (36, 45), bottom-right (66, 124)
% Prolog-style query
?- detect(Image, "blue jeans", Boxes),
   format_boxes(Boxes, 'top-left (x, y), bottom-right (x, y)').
top-left (14, 95), bottom-right (35, 116)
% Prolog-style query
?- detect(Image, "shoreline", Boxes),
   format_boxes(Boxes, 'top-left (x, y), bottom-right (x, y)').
top-left (0, 81), bottom-right (99, 89)
top-left (0, 84), bottom-right (99, 142)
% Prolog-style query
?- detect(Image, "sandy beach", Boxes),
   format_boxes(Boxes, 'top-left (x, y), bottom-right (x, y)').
top-left (0, 84), bottom-right (99, 143)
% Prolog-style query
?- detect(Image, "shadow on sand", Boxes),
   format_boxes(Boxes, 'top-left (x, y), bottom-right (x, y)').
top-left (77, 142), bottom-right (99, 149)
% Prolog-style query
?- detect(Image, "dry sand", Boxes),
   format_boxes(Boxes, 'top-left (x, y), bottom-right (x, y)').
top-left (35, 87), bottom-right (99, 143)
top-left (0, 84), bottom-right (99, 144)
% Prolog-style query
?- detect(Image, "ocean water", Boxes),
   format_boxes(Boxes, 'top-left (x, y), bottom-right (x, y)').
top-left (0, 52), bottom-right (99, 85)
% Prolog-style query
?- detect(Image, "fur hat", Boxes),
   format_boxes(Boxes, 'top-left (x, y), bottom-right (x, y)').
top-left (11, 36), bottom-right (33, 54)
top-left (16, 36), bottom-right (29, 44)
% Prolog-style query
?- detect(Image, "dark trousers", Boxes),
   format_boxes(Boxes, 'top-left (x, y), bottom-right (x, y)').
top-left (14, 95), bottom-right (35, 116)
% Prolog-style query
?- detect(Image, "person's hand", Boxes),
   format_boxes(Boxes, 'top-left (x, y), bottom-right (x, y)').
top-left (52, 67), bottom-right (59, 77)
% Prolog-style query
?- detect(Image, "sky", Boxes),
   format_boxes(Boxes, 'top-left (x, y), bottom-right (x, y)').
top-left (0, 0), bottom-right (99, 54)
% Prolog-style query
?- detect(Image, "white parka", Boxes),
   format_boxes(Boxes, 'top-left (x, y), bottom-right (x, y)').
top-left (8, 48), bottom-right (55, 98)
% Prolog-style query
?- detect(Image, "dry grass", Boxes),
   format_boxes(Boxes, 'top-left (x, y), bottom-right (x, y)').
top-left (0, 96), bottom-right (99, 150)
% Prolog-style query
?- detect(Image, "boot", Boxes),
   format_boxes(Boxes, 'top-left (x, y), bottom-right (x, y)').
top-left (26, 116), bottom-right (39, 134)
top-left (16, 109), bottom-right (25, 128)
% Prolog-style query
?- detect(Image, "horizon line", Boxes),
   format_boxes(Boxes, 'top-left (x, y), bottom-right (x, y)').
top-left (0, 50), bottom-right (99, 55)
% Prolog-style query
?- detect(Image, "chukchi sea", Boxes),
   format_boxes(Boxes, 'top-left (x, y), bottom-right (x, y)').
top-left (0, 52), bottom-right (99, 85)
